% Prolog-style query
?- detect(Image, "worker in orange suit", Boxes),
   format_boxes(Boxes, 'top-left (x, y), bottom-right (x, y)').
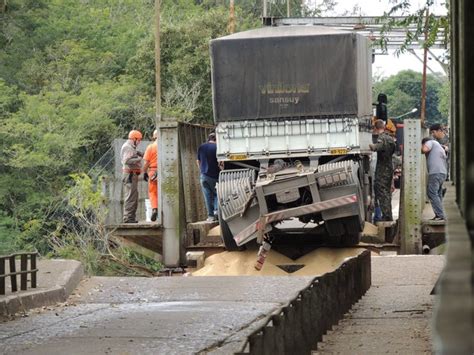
top-left (143, 129), bottom-right (158, 221)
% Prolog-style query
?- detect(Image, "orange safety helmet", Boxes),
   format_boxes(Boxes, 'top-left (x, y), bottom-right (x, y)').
top-left (128, 130), bottom-right (142, 140)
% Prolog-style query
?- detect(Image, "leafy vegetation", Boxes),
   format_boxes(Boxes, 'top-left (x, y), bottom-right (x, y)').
top-left (48, 173), bottom-right (162, 275)
top-left (378, 0), bottom-right (449, 55)
top-left (0, 0), bottom-right (450, 273)
top-left (373, 70), bottom-right (449, 125)
top-left (0, 0), bottom-right (260, 271)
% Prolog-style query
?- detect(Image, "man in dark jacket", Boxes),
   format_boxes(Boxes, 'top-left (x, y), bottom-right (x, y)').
top-left (197, 133), bottom-right (220, 222)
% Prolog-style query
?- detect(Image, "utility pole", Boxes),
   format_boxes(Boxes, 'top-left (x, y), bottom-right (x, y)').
top-left (287, 0), bottom-right (290, 17)
top-left (154, 0), bottom-right (161, 124)
top-left (420, 7), bottom-right (429, 126)
top-left (154, 0), bottom-right (162, 227)
top-left (0, 0), bottom-right (7, 13)
top-left (263, 0), bottom-right (267, 18)
top-left (228, 0), bottom-right (235, 34)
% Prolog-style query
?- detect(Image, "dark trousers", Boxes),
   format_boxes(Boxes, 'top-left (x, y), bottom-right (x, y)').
top-left (200, 174), bottom-right (218, 218)
top-left (123, 173), bottom-right (139, 222)
top-left (427, 173), bottom-right (446, 219)
top-left (374, 175), bottom-right (393, 221)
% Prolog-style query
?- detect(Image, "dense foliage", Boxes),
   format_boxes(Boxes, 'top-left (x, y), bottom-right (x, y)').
top-left (378, 0), bottom-right (449, 55)
top-left (0, 0), bottom-right (261, 263)
top-left (0, 1), bottom-right (450, 272)
top-left (373, 70), bottom-right (449, 125)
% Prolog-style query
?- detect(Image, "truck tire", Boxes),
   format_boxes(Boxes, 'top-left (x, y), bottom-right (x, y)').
top-left (218, 211), bottom-right (240, 251)
top-left (340, 233), bottom-right (360, 246)
top-left (325, 216), bottom-right (362, 246)
top-left (324, 219), bottom-right (344, 246)
top-left (341, 216), bottom-right (362, 246)
top-left (324, 219), bottom-right (345, 238)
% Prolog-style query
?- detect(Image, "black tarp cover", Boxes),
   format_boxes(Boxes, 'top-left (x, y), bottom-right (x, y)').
top-left (210, 26), bottom-right (372, 123)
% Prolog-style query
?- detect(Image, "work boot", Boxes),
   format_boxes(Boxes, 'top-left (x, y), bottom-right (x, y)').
top-left (151, 208), bottom-right (158, 222)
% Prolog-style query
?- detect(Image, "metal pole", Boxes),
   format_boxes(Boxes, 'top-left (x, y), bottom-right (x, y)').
top-left (420, 7), bottom-right (429, 126)
top-left (31, 253), bottom-right (37, 288)
top-left (155, 0), bottom-right (161, 124)
top-left (20, 254), bottom-right (27, 290)
top-left (155, 0), bottom-right (162, 225)
top-left (228, 0), bottom-right (235, 34)
top-left (9, 256), bottom-right (17, 292)
top-left (0, 257), bottom-right (5, 295)
top-left (0, 0), bottom-right (6, 13)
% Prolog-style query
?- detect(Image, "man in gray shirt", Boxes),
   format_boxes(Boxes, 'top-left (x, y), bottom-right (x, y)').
top-left (121, 130), bottom-right (143, 223)
top-left (422, 137), bottom-right (447, 220)
top-left (430, 123), bottom-right (450, 181)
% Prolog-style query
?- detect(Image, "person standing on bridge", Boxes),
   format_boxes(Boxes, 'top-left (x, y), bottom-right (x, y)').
top-left (430, 124), bottom-right (449, 151)
top-left (121, 130), bottom-right (143, 223)
top-left (422, 137), bottom-right (447, 221)
top-left (143, 129), bottom-right (158, 222)
top-left (430, 123), bottom-right (450, 181)
top-left (197, 132), bottom-right (220, 222)
top-left (370, 119), bottom-right (396, 222)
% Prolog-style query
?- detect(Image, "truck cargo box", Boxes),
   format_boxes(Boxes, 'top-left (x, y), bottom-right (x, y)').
top-left (210, 26), bottom-right (372, 122)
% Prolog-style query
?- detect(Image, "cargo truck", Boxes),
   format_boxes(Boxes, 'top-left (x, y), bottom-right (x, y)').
top-left (210, 26), bottom-right (373, 250)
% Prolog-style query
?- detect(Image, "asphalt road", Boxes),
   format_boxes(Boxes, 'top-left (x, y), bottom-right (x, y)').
top-left (0, 276), bottom-right (314, 354)
top-left (0, 254), bottom-right (444, 355)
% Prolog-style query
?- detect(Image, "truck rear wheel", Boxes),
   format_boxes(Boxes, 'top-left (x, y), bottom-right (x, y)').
top-left (325, 216), bottom-right (362, 246)
top-left (218, 211), bottom-right (240, 251)
top-left (340, 233), bottom-right (360, 246)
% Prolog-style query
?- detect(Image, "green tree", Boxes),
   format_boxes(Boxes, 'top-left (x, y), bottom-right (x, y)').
top-left (0, 79), bottom-right (20, 117)
top-left (128, 3), bottom-right (259, 122)
top-left (0, 0), bottom-right (341, 269)
top-left (373, 70), bottom-right (447, 125)
top-left (438, 79), bottom-right (450, 120)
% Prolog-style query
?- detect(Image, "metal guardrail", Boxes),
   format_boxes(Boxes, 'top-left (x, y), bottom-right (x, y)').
top-left (0, 252), bottom-right (38, 295)
top-left (237, 250), bottom-right (371, 354)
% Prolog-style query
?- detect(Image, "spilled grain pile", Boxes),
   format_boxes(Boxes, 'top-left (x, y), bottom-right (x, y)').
top-left (192, 247), bottom-right (365, 276)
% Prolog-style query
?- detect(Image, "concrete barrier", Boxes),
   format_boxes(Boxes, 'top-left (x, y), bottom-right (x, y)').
top-left (433, 188), bottom-right (473, 353)
top-left (235, 250), bottom-right (371, 354)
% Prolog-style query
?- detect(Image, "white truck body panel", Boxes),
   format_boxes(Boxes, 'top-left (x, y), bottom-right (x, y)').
top-left (216, 117), bottom-right (372, 160)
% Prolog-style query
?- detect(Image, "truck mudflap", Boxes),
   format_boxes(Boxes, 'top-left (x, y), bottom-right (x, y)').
top-left (217, 160), bottom-right (364, 247)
